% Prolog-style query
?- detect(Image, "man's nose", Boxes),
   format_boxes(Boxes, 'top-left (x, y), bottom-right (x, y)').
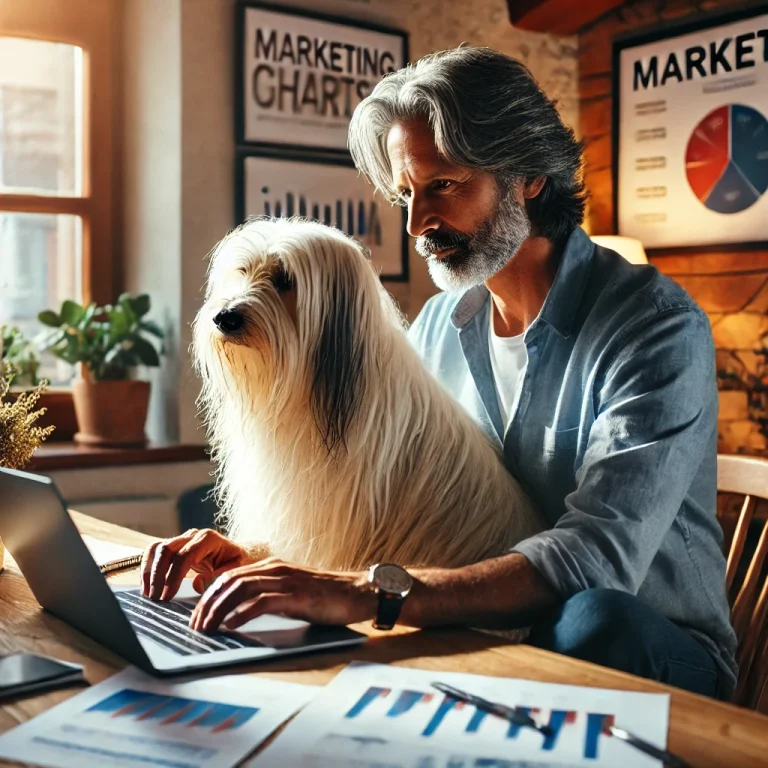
top-left (406, 196), bottom-right (441, 238)
top-left (213, 307), bottom-right (244, 334)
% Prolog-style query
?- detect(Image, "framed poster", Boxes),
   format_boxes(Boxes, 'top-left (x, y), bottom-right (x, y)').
top-left (613, 5), bottom-right (768, 249)
top-left (236, 2), bottom-right (408, 152)
top-left (236, 150), bottom-right (409, 281)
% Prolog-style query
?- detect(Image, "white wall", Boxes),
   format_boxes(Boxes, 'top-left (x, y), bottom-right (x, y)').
top-left (123, 0), bottom-right (183, 443)
top-left (123, 0), bottom-right (578, 445)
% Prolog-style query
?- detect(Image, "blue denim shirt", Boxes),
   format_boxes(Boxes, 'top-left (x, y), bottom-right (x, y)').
top-left (408, 227), bottom-right (737, 698)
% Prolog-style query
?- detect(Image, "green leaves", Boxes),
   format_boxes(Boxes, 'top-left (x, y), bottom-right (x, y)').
top-left (139, 320), bottom-right (164, 338)
top-left (35, 292), bottom-right (165, 381)
top-left (38, 311), bottom-right (61, 328)
top-left (0, 325), bottom-right (40, 386)
top-left (59, 300), bottom-right (85, 327)
top-left (129, 293), bottom-right (151, 318)
top-left (132, 336), bottom-right (160, 366)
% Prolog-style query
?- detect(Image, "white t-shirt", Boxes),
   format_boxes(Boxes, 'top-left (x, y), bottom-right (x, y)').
top-left (488, 307), bottom-right (528, 431)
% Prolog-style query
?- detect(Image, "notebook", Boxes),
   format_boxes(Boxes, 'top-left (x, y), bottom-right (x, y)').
top-left (81, 535), bottom-right (144, 575)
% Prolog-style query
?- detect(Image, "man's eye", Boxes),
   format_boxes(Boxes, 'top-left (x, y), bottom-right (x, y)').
top-left (433, 180), bottom-right (453, 191)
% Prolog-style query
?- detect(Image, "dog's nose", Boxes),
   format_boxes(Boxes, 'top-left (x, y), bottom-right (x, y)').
top-left (213, 308), bottom-right (244, 333)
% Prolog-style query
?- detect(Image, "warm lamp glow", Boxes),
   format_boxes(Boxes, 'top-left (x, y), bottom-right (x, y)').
top-left (590, 236), bottom-right (648, 265)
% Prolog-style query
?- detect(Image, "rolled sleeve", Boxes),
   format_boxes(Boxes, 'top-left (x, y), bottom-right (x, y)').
top-left (513, 307), bottom-right (717, 598)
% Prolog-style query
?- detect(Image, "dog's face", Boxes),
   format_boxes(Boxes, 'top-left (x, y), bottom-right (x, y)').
top-left (194, 217), bottom-right (378, 453)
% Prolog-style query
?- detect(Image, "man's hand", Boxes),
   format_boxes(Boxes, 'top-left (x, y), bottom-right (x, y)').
top-left (141, 529), bottom-right (258, 601)
top-left (189, 559), bottom-right (377, 633)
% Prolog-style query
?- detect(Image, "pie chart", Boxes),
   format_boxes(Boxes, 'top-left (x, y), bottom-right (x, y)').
top-left (685, 104), bottom-right (768, 214)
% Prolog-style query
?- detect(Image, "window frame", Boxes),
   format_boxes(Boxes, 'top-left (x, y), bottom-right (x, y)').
top-left (0, 0), bottom-right (121, 308)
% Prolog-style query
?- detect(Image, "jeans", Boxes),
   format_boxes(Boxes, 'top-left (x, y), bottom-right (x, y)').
top-left (527, 588), bottom-right (722, 699)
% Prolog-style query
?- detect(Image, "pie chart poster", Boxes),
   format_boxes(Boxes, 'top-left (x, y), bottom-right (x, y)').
top-left (614, 7), bottom-right (768, 248)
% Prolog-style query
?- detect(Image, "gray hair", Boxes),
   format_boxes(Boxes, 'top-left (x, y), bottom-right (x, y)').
top-left (348, 46), bottom-right (586, 243)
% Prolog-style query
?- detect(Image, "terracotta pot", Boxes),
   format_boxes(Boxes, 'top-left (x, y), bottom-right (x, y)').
top-left (72, 379), bottom-right (150, 447)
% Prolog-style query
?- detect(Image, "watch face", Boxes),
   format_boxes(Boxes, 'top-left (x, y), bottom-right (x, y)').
top-left (372, 563), bottom-right (413, 597)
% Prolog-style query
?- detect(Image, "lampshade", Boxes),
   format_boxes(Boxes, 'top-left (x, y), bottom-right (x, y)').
top-left (590, 236), bottom-right (648, 265)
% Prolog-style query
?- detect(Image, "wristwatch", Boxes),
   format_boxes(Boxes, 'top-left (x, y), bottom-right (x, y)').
top-left (368, 563), bottom-right (413, 630)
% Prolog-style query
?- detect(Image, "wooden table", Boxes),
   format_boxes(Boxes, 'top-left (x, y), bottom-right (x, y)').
top-left (0, 514), bottom-right (766, 767)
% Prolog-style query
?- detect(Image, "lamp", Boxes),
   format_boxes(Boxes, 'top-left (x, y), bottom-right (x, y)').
top-left (590, 236), bottom-right (648, 265)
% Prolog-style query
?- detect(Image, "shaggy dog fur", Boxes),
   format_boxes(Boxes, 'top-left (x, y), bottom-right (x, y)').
top-left (193, 218), bottom-right (543, 572)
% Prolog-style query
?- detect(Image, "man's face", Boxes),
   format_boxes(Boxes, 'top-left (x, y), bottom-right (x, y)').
top-left (386, 117), bottom-right (531, 292)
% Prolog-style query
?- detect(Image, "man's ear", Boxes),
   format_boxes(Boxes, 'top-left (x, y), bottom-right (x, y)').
top-left (523, 176), bottom-right (546, 200)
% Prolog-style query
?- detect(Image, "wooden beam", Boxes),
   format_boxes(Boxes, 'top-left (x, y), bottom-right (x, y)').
top-left (507, 0), bottom-right (626, 35)
top-left (0, 194), bottom-right (89, 217)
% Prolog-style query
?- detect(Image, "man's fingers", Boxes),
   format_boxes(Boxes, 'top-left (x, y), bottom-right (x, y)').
top-left (141, 542), bottom-right (160, 596)
top-left (192, 573), bottom-right (211, 594)
top-left (147, 529), bottom-right (199, 600)
top-left (190, 561), bottom-right (241, 596)
top-left (192, 574), bottom-right (288, 632)
top-left (160, 531), bottom-right (215, 601)
top-left (189, 566), bottom-right (251, 626)
top-left (223, 594), bottom-right (301, 629)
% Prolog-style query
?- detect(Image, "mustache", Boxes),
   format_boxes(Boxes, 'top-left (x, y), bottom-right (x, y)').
top-left (415, 229), bottom-right (471, 257)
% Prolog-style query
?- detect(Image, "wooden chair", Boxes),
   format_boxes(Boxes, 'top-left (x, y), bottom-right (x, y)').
top-left (717, 454), bottom-right (768, 711)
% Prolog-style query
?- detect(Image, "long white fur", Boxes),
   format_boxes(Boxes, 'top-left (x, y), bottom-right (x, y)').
top-left (194, 217), bottom-right (543, 572)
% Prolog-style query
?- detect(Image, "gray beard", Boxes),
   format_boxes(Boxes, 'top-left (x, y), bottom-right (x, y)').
top-left (418, 190), bottom-right (532, 293)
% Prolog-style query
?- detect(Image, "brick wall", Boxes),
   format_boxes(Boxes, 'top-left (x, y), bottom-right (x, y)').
top-left (579, 0), bottom-right (768, 455)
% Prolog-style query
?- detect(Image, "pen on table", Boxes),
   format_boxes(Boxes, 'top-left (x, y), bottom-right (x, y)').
top-left (431, 682), bottom-right (552, 737)
top-left (432, 681), bottom-right (691, 768)
top-left (604, 722), bottom-right (691, 768)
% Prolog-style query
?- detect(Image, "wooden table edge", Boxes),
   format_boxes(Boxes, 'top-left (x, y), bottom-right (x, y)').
top-left (0, 511), bottom-right (763, 767)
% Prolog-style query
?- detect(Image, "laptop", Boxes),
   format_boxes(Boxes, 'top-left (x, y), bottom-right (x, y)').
top-left (0, 467), bottom-right (366, 675)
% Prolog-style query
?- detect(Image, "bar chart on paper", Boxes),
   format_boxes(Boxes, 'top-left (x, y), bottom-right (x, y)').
top-left (86, 688), bottom-right (259, 732)
top-left (250, 662), bottom-right (670, 768)
top-left (0, 667), bottom-right (316, 768)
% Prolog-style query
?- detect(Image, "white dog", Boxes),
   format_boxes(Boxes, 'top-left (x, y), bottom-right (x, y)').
top-left (193, 217), bottom-right (542, 572)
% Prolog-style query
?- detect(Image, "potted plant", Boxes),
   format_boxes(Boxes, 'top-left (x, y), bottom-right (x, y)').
top-left (1, 325), bottom-right (41, 387)
top-left (37, 293), bottom-right (164, 447)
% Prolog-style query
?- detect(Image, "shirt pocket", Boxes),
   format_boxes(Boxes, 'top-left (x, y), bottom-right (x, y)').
top-left (543, 424), bottom-right (581, 466)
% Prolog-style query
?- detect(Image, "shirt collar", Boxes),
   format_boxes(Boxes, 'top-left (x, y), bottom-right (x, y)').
top-left (450, 227), bottom-right (594, 339)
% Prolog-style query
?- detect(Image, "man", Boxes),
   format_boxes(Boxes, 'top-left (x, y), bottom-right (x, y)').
top-left (143, 47), bottom-right (736, 700)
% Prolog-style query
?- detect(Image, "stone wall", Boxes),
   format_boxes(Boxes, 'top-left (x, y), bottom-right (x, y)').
top-left (579, 0), bottom-right (768, 455)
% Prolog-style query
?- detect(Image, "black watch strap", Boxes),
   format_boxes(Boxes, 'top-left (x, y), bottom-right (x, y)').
top-left (373, 591), bottom-right (404, 630)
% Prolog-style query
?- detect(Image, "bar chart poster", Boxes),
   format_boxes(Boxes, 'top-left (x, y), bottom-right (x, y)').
top-left (614, 7), bottom-right (768, 247)
top-left (241, 154), bottom-right (407, 279)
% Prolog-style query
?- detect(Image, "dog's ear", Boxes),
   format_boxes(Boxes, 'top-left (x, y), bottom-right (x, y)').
top-left (310, 276), bottom-right (365, 455)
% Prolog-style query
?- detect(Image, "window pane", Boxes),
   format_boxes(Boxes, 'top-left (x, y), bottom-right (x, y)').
top-left (0, 37), bottom-right (82, 195)
top-left (0, 212), bottom-right (81, 385)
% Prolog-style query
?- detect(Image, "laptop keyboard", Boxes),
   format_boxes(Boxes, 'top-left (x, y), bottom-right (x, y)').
top-left (115, 590), bottom-right (259, 656)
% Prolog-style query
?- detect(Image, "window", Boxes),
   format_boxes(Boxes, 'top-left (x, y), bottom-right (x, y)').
top-left (0, 0), bottom-right (119, 386)
top-left (0, 39), bottom-right (82, 384)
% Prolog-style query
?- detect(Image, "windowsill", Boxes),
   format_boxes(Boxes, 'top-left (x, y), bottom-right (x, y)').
top-left (27, 442), bottom-right (209, 471)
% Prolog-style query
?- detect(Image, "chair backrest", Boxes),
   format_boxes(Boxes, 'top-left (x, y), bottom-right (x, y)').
top-left (717, 454), bottom-right (768, 711)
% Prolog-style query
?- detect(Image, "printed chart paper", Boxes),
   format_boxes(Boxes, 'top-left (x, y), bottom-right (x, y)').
top-left (0, 666), bottom-right (316, 768)
top-left (250, 662), bottom-right (670, 768)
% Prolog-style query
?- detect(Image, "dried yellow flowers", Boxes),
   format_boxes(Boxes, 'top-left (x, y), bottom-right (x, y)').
top-left (0, 365), bottom-right (55, 470)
